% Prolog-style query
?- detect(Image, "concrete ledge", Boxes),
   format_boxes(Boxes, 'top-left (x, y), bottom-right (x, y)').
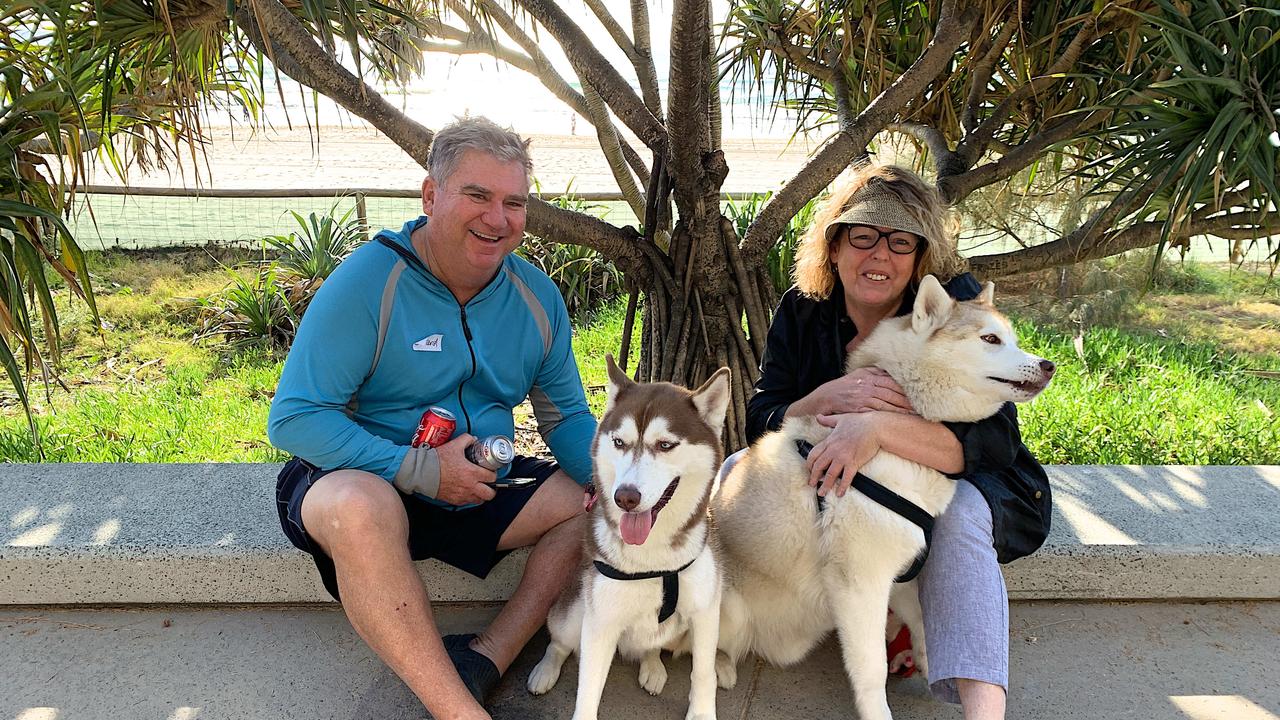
top-left (1, 463), bottom-right (1277, 604)
top-left (1009, 465), bottom-right (1280, 600)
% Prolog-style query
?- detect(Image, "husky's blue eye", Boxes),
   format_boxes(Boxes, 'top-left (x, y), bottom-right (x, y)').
top-left (612, 437), bottom-right (626, 449)
top-left (657, 440), bottom-right (679, 451)
top-left (981, 334), bottom-right (1002, 345)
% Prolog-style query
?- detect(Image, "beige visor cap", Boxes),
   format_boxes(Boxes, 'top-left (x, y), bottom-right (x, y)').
top-left (823, 183), bottom-right (929, 245)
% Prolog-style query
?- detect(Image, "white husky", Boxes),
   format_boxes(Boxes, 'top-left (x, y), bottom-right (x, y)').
top-left (528, 356), bottom-right (730, 720)
top-left (712, 275), bottom-right (1054, 720)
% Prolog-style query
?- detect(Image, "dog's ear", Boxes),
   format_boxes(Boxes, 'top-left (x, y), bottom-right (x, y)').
top-left (911, 274), bottom-right (955, 334)
top-left (605, 353), bottom-right (633, 412)
top-left (976, 281), bottom-right (995, 306)
top-left (691, 367), bottom-right (732, 433)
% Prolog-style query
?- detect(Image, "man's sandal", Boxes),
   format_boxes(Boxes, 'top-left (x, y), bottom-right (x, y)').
top-left (442, 633), bottom-right (502, 704)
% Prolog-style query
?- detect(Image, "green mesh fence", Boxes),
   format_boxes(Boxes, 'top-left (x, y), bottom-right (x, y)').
top-left (63, 189), bottom-right (1274, 265)
top-left (65, 190), bottom-right (645, 249)
top-left (66, 192), bottom-right (412, 249)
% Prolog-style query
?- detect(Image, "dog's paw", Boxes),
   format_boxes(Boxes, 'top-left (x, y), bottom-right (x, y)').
top-left (685, 713), bottom-right (716, 720)
top-left (638, 654), bottom-right (668, 695)
top-left (715, 652), bottom-right (737, 689)
top-left (526, 657), bottom-right (562, 695)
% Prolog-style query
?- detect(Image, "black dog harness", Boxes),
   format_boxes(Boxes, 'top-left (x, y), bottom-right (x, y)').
top-left (796, 440), bottom-right (934, 583)
top-left (584, 480), bottom-right (700, 623)
top-left (592, 556), bottom-right (698, 623)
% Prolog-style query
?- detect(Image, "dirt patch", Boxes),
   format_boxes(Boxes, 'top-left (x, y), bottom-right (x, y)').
top-left (1130, 296), bottom-right (1280, 358)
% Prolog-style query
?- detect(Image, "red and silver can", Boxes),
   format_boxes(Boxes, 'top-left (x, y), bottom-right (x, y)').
top-left (411, 407), bottom-right (456, 448)
top-left (465, 435), bottom-right (515, 471)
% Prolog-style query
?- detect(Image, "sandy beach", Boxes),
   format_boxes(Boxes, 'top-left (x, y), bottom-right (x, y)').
top-left (87, 125), bottom-right (820, 196)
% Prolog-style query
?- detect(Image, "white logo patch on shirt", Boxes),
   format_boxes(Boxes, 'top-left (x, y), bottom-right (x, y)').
top-left (413, 334), bottom-right (444, 352)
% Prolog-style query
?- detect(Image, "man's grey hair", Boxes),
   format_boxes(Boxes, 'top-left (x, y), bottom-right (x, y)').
top-left (427, 116), bottom-right (533, 185)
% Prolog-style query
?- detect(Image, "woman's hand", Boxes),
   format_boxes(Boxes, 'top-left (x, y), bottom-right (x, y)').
top-left (819, 367), bottom-right (914, 415)
top-left (806, 412), bottom-right (885, 497)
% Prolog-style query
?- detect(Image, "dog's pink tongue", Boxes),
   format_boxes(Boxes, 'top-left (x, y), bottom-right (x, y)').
top-left (620, 510), bottom-right (654, 545)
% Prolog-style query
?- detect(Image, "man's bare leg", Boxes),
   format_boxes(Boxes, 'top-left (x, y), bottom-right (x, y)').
top-left (467, 470), bottom-right (586, 671)
top-left (301, 470), bottom-right (487, 720)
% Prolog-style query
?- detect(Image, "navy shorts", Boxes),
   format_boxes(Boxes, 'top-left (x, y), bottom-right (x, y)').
top-left (275, 455), bottom-right (560, 601)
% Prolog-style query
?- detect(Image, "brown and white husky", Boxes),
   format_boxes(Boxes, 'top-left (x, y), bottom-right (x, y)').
top-left (528, 356), bottom-right (730, 720)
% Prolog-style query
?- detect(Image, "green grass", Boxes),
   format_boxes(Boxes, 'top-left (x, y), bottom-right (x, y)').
top-left (2, 249), bottom-right (1278, 464)
top-left (1003, 258), bottom-right (1280, 464)
top-left (1013, 319), bottom-right (1280, 464)
top-left (0, 351), bottom-right (286, 462)
top-left (572, 299), bottom-right (642, 416)
top-left (0, 248), bottom-right (287, 462)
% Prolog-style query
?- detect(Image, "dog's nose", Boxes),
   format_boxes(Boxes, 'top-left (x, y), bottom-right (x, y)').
top-left (1039, 359), bottom-right (1056, 376)
top-left (614, 485), bottom-right (641, 512)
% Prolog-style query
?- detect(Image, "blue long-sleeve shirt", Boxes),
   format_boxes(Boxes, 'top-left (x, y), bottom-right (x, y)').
top-left (268, 216), bottom-right (597, 507)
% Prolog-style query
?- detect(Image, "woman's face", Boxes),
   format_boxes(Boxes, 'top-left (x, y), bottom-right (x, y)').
top-left (830, 224), bottom-right (920, 314)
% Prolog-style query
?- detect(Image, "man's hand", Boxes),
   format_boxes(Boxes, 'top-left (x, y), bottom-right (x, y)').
top-left (818, 367), bottom-right (914, 415)
top-left (434, 433), bottom-right (498, 505)
top-left (806, 412), bottom-right (884, 497)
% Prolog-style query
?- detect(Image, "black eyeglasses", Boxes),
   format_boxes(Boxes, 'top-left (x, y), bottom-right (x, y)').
top-left (844, 225), bottom-right (923, 255)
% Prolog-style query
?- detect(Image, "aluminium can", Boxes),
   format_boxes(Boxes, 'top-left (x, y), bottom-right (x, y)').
top-left (410, 407), bottom-right (457, 448)
top-left (465, 435), bottom-right (515, 471)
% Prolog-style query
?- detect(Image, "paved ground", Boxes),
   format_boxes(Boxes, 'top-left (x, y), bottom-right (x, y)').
top-left (4, 601), bottom-right (1277, 720)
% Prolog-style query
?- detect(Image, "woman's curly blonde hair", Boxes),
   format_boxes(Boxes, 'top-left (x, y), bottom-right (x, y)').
top-left (793, 164), bottom-right (965, 299)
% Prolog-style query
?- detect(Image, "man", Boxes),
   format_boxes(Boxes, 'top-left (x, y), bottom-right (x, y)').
top-left (268, 116), bottom-right (595, 720)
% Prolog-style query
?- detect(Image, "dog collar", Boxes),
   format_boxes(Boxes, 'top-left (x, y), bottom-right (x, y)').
top-left (592, 555), bottom-right (698, 623)
top-left (795, 440), bottom-right (935, 583)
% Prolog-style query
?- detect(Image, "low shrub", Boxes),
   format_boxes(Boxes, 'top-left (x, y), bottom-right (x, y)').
top-left (725, 192), bottom-right (821, 295)
top-left (264, 203), bottom-right (364, 283)
top-left (195, 266), bottom-right (298, 352)
top-left (519, 189), bottom-right (624, 317)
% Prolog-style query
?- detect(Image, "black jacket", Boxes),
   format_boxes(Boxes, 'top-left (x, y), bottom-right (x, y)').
top-left (745, 274), bottom-right (1052, 563)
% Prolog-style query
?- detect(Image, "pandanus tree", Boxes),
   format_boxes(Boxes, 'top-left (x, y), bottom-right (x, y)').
top-left (9, 0), bottom-right (1280, 449)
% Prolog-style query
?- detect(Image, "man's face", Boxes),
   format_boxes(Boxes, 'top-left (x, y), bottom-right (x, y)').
top-left (421, 149), bottom-right (529, 291)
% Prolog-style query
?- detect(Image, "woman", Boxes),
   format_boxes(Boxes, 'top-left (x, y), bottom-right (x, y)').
top-left (744, 164), bottom-right (1051, 719)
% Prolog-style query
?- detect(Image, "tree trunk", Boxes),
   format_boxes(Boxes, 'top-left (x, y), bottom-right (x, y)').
top-left (631, 213), bottom-right (769, 453)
